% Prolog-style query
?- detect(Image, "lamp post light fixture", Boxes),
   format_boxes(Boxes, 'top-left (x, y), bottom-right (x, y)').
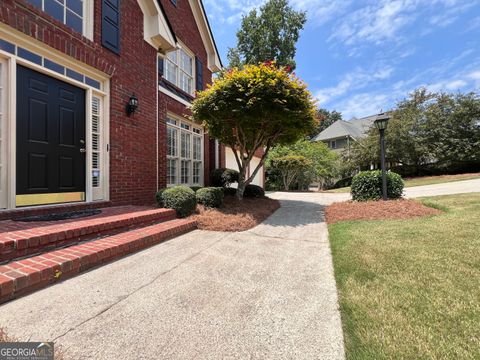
top-left (374, 113), bottom-right (390, 200)
top-left (126, 93), bottom-right (139, 116)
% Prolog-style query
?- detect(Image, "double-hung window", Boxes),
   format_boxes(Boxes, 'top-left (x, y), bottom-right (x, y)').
top-left (167, 117), bottom-right (203, 186)
top-left (164, 47), bottom-right (194, 95)
top-left (26, 0), bottom-right (92, 38)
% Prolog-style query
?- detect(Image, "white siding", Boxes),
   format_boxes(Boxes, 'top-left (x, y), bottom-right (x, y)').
top-left (225, 147), bottom-right (264, 188)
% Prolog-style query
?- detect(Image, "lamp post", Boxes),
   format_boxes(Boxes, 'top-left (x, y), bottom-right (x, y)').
top-left (374, 113), bottom-right (390, 200)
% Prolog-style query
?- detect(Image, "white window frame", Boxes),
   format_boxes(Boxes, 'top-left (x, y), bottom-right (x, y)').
top-left (166, 114), bottom-right (203, 186)
top-left (330, 140), bottom-right (336, 149)
top-left (163, 43), bottom-right (195, 95)
top-left (0, 57), bottom-right (7, 209)
top-left (26, 0), bottom-right (94, 40)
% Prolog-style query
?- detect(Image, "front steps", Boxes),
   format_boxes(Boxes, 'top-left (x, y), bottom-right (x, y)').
top-left (0, 206), bottom-right (196, 303)
top-left (0, 206), bottom-right (177, 262)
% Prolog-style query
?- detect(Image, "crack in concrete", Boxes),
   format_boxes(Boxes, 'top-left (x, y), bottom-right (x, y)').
top-left (51, 233), bottom-right (231, 343)
top-left (242, 231), bottom-right (328, 244)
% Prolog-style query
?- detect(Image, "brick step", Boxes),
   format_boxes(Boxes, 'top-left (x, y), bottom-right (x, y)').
top-left (0, 206), bottom-right (177, 263)
top-left (0, 218), bottom-right (197, 303)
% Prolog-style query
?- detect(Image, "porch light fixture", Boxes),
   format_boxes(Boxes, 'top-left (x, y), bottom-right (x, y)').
top-left (126, 93), bottom-right (139, 116)
top-left (374, 113), bottom-right (390, 200)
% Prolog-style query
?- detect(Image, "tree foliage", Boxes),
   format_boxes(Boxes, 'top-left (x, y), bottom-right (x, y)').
top-left (266, 140), bottom-right (338, 190)
top-left (350, 88), bottom-right (480, 176)
top-left (227, 0), bottom-right (306, 69)
top-left (272, 155), bottom-right (311, 190)
top-left (309, 108), bottom-right (342, 138)
top-left (192, 63), bottom-right (317, 198)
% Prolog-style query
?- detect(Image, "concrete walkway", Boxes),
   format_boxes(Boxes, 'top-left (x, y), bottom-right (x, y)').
top-left (0, 193), bottom-right (344, 360)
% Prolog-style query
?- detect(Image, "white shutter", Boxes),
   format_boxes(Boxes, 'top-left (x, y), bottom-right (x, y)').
top-left (0, 61), bottom-right (6, 209)
top-left (91, 96), bottom-right (102, 199)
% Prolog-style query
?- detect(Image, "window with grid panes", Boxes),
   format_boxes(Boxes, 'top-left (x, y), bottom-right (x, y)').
top-left (166, 117), bottom-right (203, 186)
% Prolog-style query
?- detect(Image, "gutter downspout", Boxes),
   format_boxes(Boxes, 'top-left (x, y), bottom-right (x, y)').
top-left (156, 55), bottom-right (159, 190)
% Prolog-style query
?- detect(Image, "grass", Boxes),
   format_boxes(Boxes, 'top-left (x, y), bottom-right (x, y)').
top-left (329, 193), bottom-right (480, 359)
top-left (326, 172), bottom-right (480, 193)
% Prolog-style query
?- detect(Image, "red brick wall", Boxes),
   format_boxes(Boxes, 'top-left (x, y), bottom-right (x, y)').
top-left (1, 0), bottom-right (159, 205)
top-left (158, 0), bottom-right (215, 186)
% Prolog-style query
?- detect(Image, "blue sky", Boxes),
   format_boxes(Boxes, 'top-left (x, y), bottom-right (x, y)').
top-left (203, 0), bottom-right (480, 119)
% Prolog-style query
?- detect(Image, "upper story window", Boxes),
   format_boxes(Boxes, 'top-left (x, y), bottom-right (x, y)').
top-left (26, 0), bottom-right (92, 38)
top-left (164, 47), bottom-right (194, 95)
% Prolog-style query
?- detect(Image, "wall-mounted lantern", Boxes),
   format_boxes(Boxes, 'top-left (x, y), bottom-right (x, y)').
top-left (126, 93), bottom-right (139, 116)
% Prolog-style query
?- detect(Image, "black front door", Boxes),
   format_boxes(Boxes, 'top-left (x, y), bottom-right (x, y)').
top-left (16, 65), bottom-right (86, 206)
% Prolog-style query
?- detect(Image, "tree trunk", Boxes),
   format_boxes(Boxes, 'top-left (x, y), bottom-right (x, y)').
top-left (236, 164), bottom-right (249, 199)
top-left (236, 181), bottom-right (246, 199)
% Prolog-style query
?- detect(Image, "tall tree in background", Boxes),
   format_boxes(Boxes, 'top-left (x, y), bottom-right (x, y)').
top-left (309, 108), bottom-right (343, 138)
top-left (349, 88), bottom-right (480, 176)
top-left (227, 0), bottom-right (306, 69)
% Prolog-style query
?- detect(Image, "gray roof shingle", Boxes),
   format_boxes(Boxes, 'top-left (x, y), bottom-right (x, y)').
top-left (313, 114), bottom-right (378, 141)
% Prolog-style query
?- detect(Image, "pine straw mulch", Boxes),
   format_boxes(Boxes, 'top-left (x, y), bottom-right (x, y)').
top-left (326, 199), bottom-right (442, 224)
top-left (193, 196), bottom-right (280, 232)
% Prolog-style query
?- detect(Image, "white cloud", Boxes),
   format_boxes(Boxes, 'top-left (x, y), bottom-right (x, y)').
top-left (290, 0), bottom-right (351, 26)
top-left (328, 0), bottom-right (476, 48)
top-left (315, 65), bottom-right (394, 105)
top-left (334, 92), bottom-right (390, 119)
top-left (469, 71), bottom-right (480, 80)
top-left (329, 0), bottom-right (417, 46)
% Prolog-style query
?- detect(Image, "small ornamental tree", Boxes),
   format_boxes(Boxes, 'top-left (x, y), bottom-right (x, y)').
top-left (192, 62), bottom-right (317, 198)
top-left (273, 155), bottom-right (311, 190)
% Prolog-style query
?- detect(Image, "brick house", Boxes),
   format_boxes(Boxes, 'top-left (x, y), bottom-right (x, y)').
top-left (0, 0), bottom-right (229, 211)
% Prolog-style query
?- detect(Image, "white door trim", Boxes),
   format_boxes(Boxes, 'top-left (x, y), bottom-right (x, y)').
top-left (0, 30), bottom-right (110, 210)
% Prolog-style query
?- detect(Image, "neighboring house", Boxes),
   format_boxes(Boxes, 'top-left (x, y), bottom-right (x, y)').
top-left (312, 114), bottom-right (378, 153)
top-left (0, 0), bottom-right (229, 211)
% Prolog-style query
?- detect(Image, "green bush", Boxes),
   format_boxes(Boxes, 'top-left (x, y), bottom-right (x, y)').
top-left (211, 168), bottom-right (239, 187)
top-left (223, 187), bottom-right (237, 197)
top-left (243, 184), bottom-right (265, 198)
top-left (155, 188), bottom-right (167, 207)
top-left (157, 186), bottom-right (197, 217)
top-left (189, 186), bottom-right (203, 193)
top-left (196, 187), bottom-right (224, 208)
top-left (351, 170), bottom-right (404, 201)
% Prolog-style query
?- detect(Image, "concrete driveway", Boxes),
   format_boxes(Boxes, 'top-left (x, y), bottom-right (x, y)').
top-left (315, 178), bottom-right (480, 202)
top-left (0, 193), bottom-right (344, 360)
top-left (403, 178), bottom-right (480, 198)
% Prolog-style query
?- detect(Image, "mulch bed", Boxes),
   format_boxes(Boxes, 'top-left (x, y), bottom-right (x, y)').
top-left (193, 196), bottom-right (280, 232)
top-left (326, 199), bottom-right (442, 224)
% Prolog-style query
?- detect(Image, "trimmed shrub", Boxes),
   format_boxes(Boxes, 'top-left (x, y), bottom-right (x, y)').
top-left (196, 187), bottom-right (224, 208)
top-left (190, 186), bottom-right (203, 193)
top-left (223, 187), bottom-right (237, 197)
top-left (155, 188), bottom-right (167, 207)
top-left (211, 168), bottom-right (239, 188)
top-left (351, 170), bottom-right (404, 201)
top-left (243, 184), bottom-right (265, 198)
top-left (157, 186), bottom-right (197, 217)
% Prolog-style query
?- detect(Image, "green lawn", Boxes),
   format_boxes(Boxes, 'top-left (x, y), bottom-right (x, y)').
top-left (329, 193), bottom-right (480, 359)
top-left (326, 173), bottom-right (480, 193)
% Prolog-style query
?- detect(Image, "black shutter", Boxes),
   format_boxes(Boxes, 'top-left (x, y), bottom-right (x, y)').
top-left (102, 0), bottom-right (120, 54)
top-left (195, 56), bottom-right (203, 91)
top-left (158, 57), bottom-right (164, 78)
